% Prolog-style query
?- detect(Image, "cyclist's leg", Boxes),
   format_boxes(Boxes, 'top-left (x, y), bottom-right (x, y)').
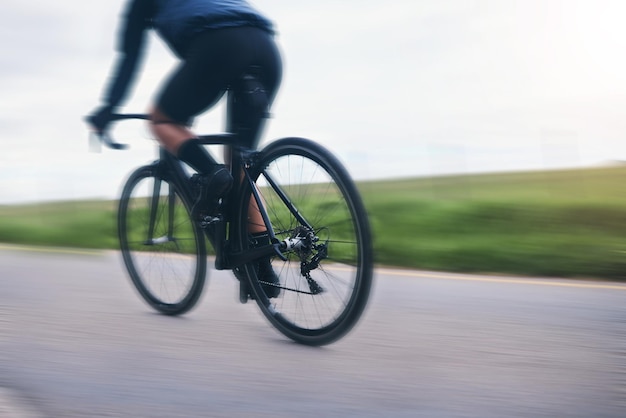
top-left (218, 27), bottom-right (281, 296)
top-left (225, 27), bottom-right (282, 150)
top-left (149, 29), bottom-right (267, 210)
top-left (149, 107), bottom-right (193, 155)
top-left (149, 33), bottom-right (226, 175)
top-left (223, 27), bottom-right (282, 234)
top-left (246, 193), bottom-right (268, 234)
top-left (149, 107), bottom-right (233, 209)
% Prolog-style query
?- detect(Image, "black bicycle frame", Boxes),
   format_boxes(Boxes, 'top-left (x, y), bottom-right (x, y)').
top-left (174, 135), bottom-right (284, 271)
top-left (111, 126), bottom-right (299, 271)
top-left (218, 139), bottom-right (287, 269)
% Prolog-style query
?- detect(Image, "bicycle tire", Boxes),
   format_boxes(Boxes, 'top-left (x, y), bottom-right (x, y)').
top-left (118, 164), bottom-right (207, 315)
top-left (238, 138), bottom-right (374, 345)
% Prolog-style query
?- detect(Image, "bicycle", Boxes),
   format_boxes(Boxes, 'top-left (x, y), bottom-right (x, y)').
top-left (90, 77), bottom-right (373, 346)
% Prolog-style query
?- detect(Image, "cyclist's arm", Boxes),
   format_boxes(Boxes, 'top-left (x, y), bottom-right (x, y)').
top-left (102, 0), bottom-right (154, 110)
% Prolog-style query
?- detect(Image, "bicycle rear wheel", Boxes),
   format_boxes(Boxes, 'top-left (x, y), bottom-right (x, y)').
top-left (118, 164), bottom-right (206, 315)
top-left (239, 138), bottom-right (373, 345)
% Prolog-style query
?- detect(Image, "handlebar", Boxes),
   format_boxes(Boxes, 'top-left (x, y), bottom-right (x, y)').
top-left (85, 113), bottom-right (240, 152)
top-left (86, 113), bottom-right (149, 151)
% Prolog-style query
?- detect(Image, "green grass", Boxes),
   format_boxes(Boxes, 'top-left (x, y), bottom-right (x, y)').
top-left (2, 165), bottom-right (626, 280)
top-left (0, 200), bottom-right (119, 249)
top-left (360, 166), bottom-right (626, 280)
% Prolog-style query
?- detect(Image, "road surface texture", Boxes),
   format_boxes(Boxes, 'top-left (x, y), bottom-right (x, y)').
top-left (1, 246), bottom-right (625, 417)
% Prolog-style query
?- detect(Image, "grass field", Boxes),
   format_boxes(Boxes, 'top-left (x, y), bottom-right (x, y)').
top-left (2, 165), bottom-right (625, 280)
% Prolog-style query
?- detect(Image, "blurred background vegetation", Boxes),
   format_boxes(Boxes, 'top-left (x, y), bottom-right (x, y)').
top-left (2, 165), bottom-right (625, 280)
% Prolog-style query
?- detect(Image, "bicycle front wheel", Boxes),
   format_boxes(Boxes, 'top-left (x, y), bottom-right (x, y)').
top-left (118, 165), bottom-right (206, 315)
top-left (239, 138), bottom-right (374, 345)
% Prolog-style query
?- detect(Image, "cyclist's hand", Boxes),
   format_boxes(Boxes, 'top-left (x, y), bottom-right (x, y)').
top-left (87, 105), bottom-right (114, 134)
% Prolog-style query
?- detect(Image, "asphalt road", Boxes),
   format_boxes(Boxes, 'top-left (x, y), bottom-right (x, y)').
top-left (1, 246), bottom-right (625, 417)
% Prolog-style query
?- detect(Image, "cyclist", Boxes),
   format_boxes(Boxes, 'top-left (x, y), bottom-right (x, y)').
top-left (88, 0), bottom-right (282, 297)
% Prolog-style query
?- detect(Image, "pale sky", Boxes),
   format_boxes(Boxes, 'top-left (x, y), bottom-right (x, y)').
top-left (1, 0), bottom-right (626, 204)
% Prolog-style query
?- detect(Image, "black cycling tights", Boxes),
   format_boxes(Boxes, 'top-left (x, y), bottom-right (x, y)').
top-left (157, 26), bottom-right (282, 148)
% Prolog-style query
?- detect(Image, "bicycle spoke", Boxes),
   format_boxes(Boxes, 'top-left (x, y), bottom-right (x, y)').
top-left (119, 166), bottom-right (206, 315)
top-left (241, 138), bottom-right (373, 345)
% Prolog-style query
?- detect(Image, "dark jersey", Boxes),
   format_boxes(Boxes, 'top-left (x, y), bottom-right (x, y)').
top-left (153, 0), bottom-right (273, 58)
top-left (104, 0), bottom-right (274, 108)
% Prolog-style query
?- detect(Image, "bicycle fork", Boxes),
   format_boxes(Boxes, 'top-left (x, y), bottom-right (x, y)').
top-left (141, 175), bottom-right (181, 248)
